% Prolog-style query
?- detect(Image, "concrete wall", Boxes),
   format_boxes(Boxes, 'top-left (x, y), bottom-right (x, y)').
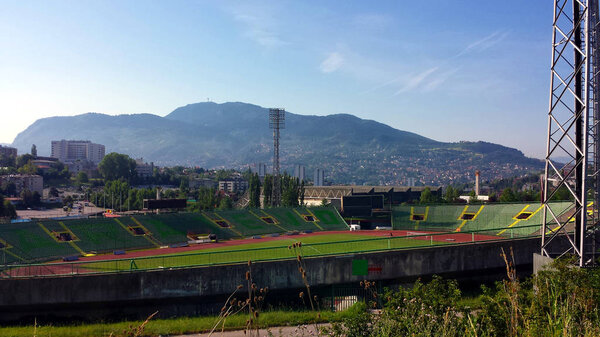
top-left (0, 237), bottom-right (541, 321)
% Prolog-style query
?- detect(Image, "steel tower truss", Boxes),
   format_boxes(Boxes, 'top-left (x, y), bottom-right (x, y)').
top-left (269, 108), bottom-right (285, 207)
top-left (543, 0), bottom-right (600, 266)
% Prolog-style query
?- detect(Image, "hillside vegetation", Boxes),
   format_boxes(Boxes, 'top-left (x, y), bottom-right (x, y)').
top-left (11, 102), bottom-right (543, 185)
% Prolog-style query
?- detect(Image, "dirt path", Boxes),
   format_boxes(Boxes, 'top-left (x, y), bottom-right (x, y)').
top-left (177, 323), bottom-right (330, 337)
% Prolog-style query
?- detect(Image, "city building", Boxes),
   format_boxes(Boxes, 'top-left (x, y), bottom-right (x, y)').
top-left (302, 185), bottom-right (442, 207)
top-left (66, 160), bottom-right (98, 175)
top-left (256, 163), bottom-right (267, 177)
top-left (189, 178), bottom-right (217, 189)
top-left (0, 145), bottom-right (17, 158)
top-left (0, 174), bottom-right (43, 195)
top-left (135, 158), bottom-right (154, 178)
top-left (294, 164), bottom-right (305, 182)
top-left (31, 157), bottom-right (59, 174)
top-left (314, 168), bottom-right (325, 186)
top-left (218, 179), bottom-right (249, 193)
top-left (51, 140), bottom-right (105, 164)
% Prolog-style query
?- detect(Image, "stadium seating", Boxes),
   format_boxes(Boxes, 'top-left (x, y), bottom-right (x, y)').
top-left (392, 202), bottom-right (573, 236)
top-left (135, 213), bottom-right (237, 244)
top-left (0, 206), bottom-right (348, 263)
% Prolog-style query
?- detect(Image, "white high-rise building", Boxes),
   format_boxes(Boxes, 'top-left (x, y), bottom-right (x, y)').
top-left (51, 140), bottom-right (105, 164)
top-left (314, 168), bottom-right (325, 186)
top-left (256, 162), bottom-right (267, 177)
top-left (294, 164), bottom-right (305, 182)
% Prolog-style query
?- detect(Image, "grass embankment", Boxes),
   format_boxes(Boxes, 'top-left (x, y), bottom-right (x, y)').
top-left (0, 310), bottom-right (346, 337)
top-left (82, 233), bottom-right (438, 272)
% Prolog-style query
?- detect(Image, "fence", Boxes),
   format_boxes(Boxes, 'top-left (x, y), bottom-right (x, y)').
top-left (0, 223), bottom-right (545, 279)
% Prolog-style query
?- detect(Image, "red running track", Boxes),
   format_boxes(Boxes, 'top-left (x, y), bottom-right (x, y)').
top-left (4, 230), bottom-right (501, 277)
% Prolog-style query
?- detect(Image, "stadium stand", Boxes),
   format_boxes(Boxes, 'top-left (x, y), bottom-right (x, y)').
top-left (0, 222), bottom-right (79, 263)
top-left (392, 202), bottom-right (573, 236)
top-left (0, 206), bottom-right (348, 263)
top-left (137, 213), bottom-right (237, 244)
top-left (64, 218), bottom-right (154, 253)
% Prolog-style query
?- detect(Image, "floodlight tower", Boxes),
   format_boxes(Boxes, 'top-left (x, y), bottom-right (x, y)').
top-left (269, 108), bottom-right (285, 206)
top-left (542, 0), bottom-right (600, 266)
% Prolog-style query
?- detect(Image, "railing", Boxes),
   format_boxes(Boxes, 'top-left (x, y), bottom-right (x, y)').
top-left (0, 224), bottom-right (544, 279)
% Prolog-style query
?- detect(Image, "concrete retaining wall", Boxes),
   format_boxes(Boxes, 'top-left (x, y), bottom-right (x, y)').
top-left (0, 238), bottom-right (541, 321)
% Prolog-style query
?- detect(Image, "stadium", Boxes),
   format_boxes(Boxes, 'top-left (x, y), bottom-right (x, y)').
top-left (0, 200), bottom-right (574, 321)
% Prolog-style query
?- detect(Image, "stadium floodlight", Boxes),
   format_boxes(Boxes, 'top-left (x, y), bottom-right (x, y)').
top-left (542, 0), bottom-right (600, 266)
top-left (269, 108), bottom-right (285, 207)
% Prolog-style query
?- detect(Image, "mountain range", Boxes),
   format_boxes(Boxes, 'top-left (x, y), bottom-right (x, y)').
top-left (11, 102), bottom-right (543, 185)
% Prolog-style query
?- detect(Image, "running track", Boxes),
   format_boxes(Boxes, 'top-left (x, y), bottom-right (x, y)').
top-left (3, 230), bottom-right (501, 278)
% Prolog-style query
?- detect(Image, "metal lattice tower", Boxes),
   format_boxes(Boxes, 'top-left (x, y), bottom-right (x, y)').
top-left (269, 108), bottom-right (285, 207)
top-left (542, 0), bottom-right (600, 266)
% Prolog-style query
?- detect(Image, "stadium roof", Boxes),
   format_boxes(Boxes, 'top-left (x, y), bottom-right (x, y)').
top-left (304, 185), bottom-right (442, 199)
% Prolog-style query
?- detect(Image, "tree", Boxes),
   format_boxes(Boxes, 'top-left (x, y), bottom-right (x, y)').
top-left (263, 174), bottom-right (273, 207)
top-left (76, 171), bottom-right (89, 185)
top-left (0, 181), bottom-right (16, 197)
top-left (63, 195), bottom-right (74, 207)
top-left (248, 173), bottom-right (261, 208)
top-left (299, 180), bottom-right (305, 206)
top-left (98, 153), bottom-right (137, 182)
top-left (444, 186), bottom-right (460, 203)
top-left (219, 195), bottom-right (233, 210)
top-left (551, 185), bottom-right (573, 201)
top-left (49, 187), bottom-right (59, 197)
top-left (17, 161), bottom-right (38, 175)
top-left (468, 190), bottom-right (479, 204)
top-left (15, 154), bottom-right (34, 168)
top-left (0, 153), bottom-right (15, 168)
top-left (32, 191), bottom-right (41, 206)
top-left (420, 187), bottom-right (437, 204)
top-left (0, 195), bottom-right (17, 219)
top-left (282, 175), bottom-right (300, 207)
top-left (31, 144), bottom-right (37, 157)
top-left (20, 189), bottom-right (40, 207)
top-left (499, 188), bottom-right (516, 202)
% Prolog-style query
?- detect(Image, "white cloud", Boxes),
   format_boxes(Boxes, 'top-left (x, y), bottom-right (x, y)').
top-left (454, 31), bottom-right (509, 58)
top-left (320, 52), bottom-right (344, 73)
top-left (395, 67), bottom-right (438, 95)
top-left (226, 4), bottom-right (288, 48)
top-left (422, 68), bottom-right (459, 92)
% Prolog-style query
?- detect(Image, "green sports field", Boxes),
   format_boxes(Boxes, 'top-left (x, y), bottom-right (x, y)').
top-left (69, 233), bottom-right (440, 273)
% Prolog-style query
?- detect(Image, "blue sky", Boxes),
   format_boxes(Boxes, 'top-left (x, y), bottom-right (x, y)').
top-left (0, 0), bottom-right (550, 157)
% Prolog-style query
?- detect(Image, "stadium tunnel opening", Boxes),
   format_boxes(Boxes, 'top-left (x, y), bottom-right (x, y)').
top-left (460, 213), bottom-right (476, 220)
top-left (215, 221), bottom-right (230, 228)
top-left (55, 232), bottom-right (74, 242)
top-left (261, 217), bottom-right (275, 224)
top-left (411, 214), bottom-right (425, 221)
top-left (515, 212), bottom-right (533, 220)
top-left (302, 215), bottom-right (315, 222)
top-left (129, 227), bottom-right (147, 236)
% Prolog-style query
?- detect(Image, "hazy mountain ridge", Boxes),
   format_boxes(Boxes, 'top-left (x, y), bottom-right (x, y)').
top-left (11, 102), bottom-right (543, 185)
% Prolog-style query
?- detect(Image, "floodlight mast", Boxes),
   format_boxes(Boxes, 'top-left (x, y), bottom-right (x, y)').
top-left (542, 0), bottom-right (600, 266)
top-left (269, 108), bottom-right (285, 207)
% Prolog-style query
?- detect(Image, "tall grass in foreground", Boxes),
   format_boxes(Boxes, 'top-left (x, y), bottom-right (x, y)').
top-left (4, 248), bottom-right (600, 336)
top-left (325, 249), bottom-right (600, 337)
top-left (0, 310), bottom-right (345, 337)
